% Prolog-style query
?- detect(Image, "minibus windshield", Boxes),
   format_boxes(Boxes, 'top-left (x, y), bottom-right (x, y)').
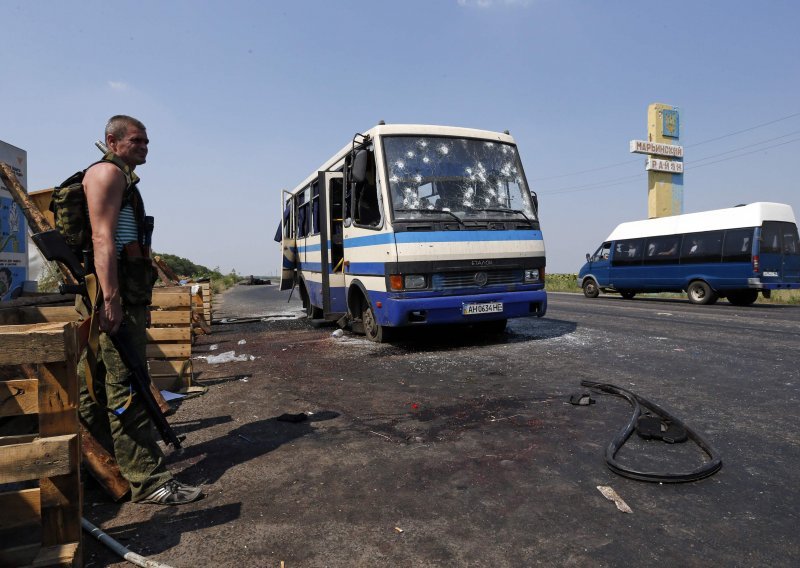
top-left (383, 136), bottom-right (536, 223)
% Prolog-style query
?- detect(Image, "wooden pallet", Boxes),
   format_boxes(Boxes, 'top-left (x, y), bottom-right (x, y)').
top-left (0, 321), bottom-right (83, 567)
top-left (148, 287), bottom-right (193, 391)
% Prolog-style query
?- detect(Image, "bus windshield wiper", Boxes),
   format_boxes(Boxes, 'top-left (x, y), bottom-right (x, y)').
top-left (471, 207), bottom-right (535, 226)
top-left (395, 208), bottom-right (465, 227)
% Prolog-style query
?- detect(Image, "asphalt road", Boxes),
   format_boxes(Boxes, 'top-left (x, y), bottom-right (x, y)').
top-left (84, 286), bottom-right (800, 567)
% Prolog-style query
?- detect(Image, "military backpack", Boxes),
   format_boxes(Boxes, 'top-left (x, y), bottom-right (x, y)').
top-left (50, 152), bottom-right (140, 257)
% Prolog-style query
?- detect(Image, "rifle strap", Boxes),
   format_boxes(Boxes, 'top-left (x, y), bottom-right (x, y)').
top-left (84, 274), bottom-right (134, 416)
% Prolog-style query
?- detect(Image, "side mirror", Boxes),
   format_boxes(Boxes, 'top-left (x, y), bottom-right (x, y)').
top-left (585, 253), bottom-right (591, 262)
top-left (352, 150), bottom-right (369, 184)
top-left (530, 191), bottom-right (539, 214)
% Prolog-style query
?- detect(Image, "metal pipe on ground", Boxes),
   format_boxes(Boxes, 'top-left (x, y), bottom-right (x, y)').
top-left (82, 517), bottom-right (175, 568)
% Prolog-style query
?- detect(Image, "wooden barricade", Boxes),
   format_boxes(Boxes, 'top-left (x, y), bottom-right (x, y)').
top-left (148, 287), bottom-right (193, 391)
top-left (198, 282), bottom-right (212, 325)
top-left (0, 321), bottom-right (83, 567)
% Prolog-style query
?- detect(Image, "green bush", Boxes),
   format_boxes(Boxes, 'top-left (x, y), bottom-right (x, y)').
top-left (543, 272), bottom-right (800, 304)
top-left (545, 273), bottom-right (580, 292)
top-left (155, 252), bottom-right (240, 293)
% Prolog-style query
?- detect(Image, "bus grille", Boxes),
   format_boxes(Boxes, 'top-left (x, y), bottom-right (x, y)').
top-left (432, 269), bottom-right (522, 290)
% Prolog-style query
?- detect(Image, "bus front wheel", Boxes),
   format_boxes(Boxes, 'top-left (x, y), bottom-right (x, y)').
top-left (687, 281), bottom-right (718, 305)
top-left (726, 289), bottom-right (759, 306)
top-left (362, 304), bottom-right (390, 342)
top-left (582, 279), bottom-right (600, 298)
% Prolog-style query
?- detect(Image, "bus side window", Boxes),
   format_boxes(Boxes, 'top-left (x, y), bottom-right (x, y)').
top-left (784, 225), bottom-right (799, 254)
top-left (612, 239), bottom-right (643, 266)
top-left (311, 182), bottom-right (320, 235)
top-left (681, 230), bottom-right (723, 264)
top-left (723, 228), bottom-right (755, 262)
top-left (644, 235), bottom-right (681, 264)
top-left (592, 242), bottom-right (610, 261)
top-left (297, 186), bottom-right (311, 238)
top-left (759, 222), bottom-right (782, 254)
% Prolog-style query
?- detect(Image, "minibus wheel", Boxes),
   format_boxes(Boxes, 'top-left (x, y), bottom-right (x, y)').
top-left (687, 280), bottom-right (718, 305)
top-left (582, 278), bottom-right (600, 298)
top-left (726, 289), bottom-right (759, 306)
top-left (620, 290), bottom-right (636, 300)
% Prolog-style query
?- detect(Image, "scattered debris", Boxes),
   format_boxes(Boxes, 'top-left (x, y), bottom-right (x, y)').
top-left (238, 339), bottom-right (247, 345)
top-left (209, 344), bottom-right (219, 351)
top-left (207, 351), bottom-right (250, 364)
top-left (394, 527), bottom-right (404, 534)
top-left (331, 329), bottom-right (344, 338)
top-left (239, 275), bottom-right (271, 285)
top-left (370, 431), bottom-right (392, 441)
top-left (596, 485), bottom-right (633, 514)
top-left (160, 390), bottom-right (186, 402)
top-left (569, 393), bottom-right (595, 406)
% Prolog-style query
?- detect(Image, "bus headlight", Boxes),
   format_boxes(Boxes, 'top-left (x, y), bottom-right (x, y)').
top-left (389, 274), bottom-right (427, 290)
top-left (404, 274), bottom-right (427, 289)
top-left (524, 269), bottom-right (541, 283)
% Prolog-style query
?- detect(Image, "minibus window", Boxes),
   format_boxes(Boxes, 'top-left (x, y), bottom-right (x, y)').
top-left (644, 235), bottom-right (681, 264)
top-left (760, 222), bottom-right (782, 254)
top-left (591, 242), bottom-right (610, 261)
top-left (612, 239), bottom-right (643, 265)
top-left (723, 228), bottom-right (755, 262)
top-left (681, 230), bottom-right (723, 264)
top-left (784, 224), bottom-right (799, 255)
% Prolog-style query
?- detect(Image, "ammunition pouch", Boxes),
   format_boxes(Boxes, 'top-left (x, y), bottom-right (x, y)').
top-left (118, 244), bottom-right (157, 305)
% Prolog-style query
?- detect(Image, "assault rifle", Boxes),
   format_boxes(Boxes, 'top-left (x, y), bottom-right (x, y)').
top-left (32, 229), bottom-right (184, 449)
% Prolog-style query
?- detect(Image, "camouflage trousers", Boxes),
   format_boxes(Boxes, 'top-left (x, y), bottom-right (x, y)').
top-left (78, 303), bottom-right (172, 501)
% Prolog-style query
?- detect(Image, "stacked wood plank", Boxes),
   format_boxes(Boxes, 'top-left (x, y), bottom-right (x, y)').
top-left (0, 321), bottom-right (83, 567)
top-left (148, 287), bottom-right (193, 391)
top-left (198, 282), bottom-right (212, 324)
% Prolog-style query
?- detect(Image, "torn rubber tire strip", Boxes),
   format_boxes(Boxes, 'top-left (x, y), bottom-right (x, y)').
top-left (581, 380), bottom-right (722, 483)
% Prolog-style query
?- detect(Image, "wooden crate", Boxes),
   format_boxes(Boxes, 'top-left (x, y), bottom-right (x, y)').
top-left (0, 321), bottom-right (82, 567)
top-left (148, 287), bottom-right (193, 391)
top-left (197, 282), bottom-right (212, 327)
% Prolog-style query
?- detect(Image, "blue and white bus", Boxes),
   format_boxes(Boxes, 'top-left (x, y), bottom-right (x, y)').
top-left (278, 123), bottom-right (546, 341)
top-left (578, 202), bottom-right (800, 305)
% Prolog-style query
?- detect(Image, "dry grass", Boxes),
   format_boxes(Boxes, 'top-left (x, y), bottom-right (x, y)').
top-left (545, 273), bottom-right (800, 305)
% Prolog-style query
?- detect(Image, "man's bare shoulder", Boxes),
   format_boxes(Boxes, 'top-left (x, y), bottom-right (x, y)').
top-left (84, 161), bottom-right (126, 192)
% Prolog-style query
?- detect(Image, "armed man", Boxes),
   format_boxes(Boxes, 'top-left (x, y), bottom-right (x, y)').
top-left (76, 115), bottom-right (202, 505)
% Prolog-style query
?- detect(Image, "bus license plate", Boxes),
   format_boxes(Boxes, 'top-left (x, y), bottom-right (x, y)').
top-left (462, 301), bottom-right (503, 315)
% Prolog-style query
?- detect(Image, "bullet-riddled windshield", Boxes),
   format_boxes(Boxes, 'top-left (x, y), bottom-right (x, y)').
top-left (383, 135), bottom-right (536, 223)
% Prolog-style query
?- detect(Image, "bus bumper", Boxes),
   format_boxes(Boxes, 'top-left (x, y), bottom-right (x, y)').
top-left (748, 278), bottom-right (800, 290)
top-left (373, 289), bottom-right (547, 327)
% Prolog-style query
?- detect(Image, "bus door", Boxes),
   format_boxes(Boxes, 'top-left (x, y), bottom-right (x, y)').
top-left (609, 238), bottom-right (644, 289)
top-left (585, 242), bottom-right (611, 286)
top-left (759, 221), bottom-right (800, 283)
top-left (317, 171), bottom-right (347, 316)
top-left (279, 190), bottom-right (296, 291)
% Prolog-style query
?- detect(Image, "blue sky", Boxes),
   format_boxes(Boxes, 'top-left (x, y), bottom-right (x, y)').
top-left (3, 0), bottom-right (798, 275)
